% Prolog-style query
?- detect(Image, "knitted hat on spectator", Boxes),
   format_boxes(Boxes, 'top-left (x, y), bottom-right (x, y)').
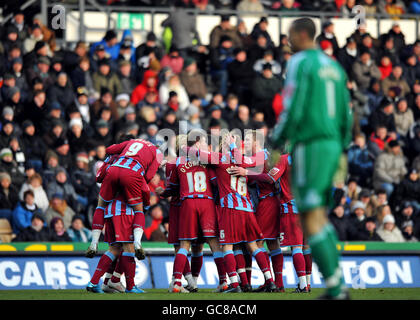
top-left (383, 214), bottom-right (395, 224)
top-left (50, 101), bottom-right (62, 111)
top-left (116, 93), bottom-right (130, 102)
top-left (34, 41), bottom-right (48, 52)
top-left (76, 152), bottom-right (89, 164)
top-left (351, 201), bottom-right (366, 213)
top-left (37, 56), bottom-right (50, 65)
top-left (183, 57), bottom-right (196, 69)
top-left (55, 167), bottom-right (67, 175)
top-left (147, 32), bottom-right (157, 42)
top-left (31, 212), bottom-right (45, 223)
top-left (95, 44), bottom-right (105, 51)
top-left (359, 189), bottom-right (371, 198)
top-left (0, 172), bottom-right (11, 182)
top-left (4, 73), bottom-right (15, 80)
top-left (7, 24), bottom-right (18, 35)
top-left (125, 106), bottom-right (136, 115)
top-left (320, 40), bottom-right (332, 51)
top-left (220, 35), bottom-right (232, 43)
top-left (0, 148), bottom-right (13, 158)
top-left (5, 87), bottom-right (20, 100)
top-left (96, 119), bottom-right (109, 129)
top-left (22, 120), bottom-right (35, 130)
top-left (52, 193), bottom-right (64, 200)
top-left (98, 58), bottom-right (110, 67)
top-left (69, 118), bottom-right (83, 129)
top-left (54, 138), bottom-right (69, 149)
top-left (2, 106), bottom-right (14, 117)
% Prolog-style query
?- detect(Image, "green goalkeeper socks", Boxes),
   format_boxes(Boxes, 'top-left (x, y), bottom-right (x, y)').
top-left (307, 223), bottom-right (344, 297)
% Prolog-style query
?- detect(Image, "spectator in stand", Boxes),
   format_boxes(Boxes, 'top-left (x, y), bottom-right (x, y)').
top-left (67, 117), bottom-right (89, 155)
top-left (18, 173), bottom-right (49, 214)
top-left (202, 104), bottom-right (229, 132)
top-left (89, 43), bottom-right (114, 74)
top-left (209, 35), bottom-right (235, 96)
top-left (12, 213), bottom-right (51, 242)
top-left (394, 169), bottom-right (420, 211)
top-left (254, 49), bottom-right (281, 78)
top-left (67, 215), bottom-right (92, 243)
top-left (26, 56), bottom-right (54, 90)
top-left (20, 120), bottom-right (47, 173)
top-left (377, 213), bottom-right (405, 242)
top-left (92, 58), bottom-right (122, 98)
top-left (11, 189), bottom-right (43, 234)
top-left (337, 36), bottom-right (358, 76)
top-left (279, 0), bottom-right (300, 13)
top-left (227, 48), bottom-right (256, 104)
top-left (91, 88), bottom-right (119, 122)
top-left (161, 0), bottom-right (205, 58)
top-left (347, 133), bottom-right (374, 187)
top-left (367, 125), bottom-right (394, 158)
top-left (47, 72), bottom-right (75, 110)
top-left (373, 139), bottom-right (407, 197)
top-left (248, 33), bottom-right (275, 64)
top-left (22, 90), bottom-right (50, 134)
top-left (179, 57), bottom-right (207, 100)
top-left (230, 105), bottom-right (254, 133)
top-left (379, 0), bottom-right (406, 17)
top-left (369, 97), bottom-right (397, 136)
top-left (237, 0), bottom-right (265, 13)
top-left (382, 65), bottom-right (410, 99)
top-left (396, 201), bottom-right (420, 241)
top-left (251, 62), bottom-right (282, 127)
top-left (160, 46), bottom-right (184, 75)
top-left (378, 56), bottom-right (393, 81)
top-left (45, 193), bottom-right (76, 230)
top-left (144, 204), bottom-right (166, 241)
top-left (361, 0), bottom-right (378, 16)
top-left (394, 97), bottom-right (414, 138)
top-left (90, 29), bottom-right (120, 61)
top-left (117, 60), bottom-right (136, 95)
top-left (9, 135), bottom-right (26, 174)
top-left (353, 50), bottom-right (382, 92)
top-left (131, 70), bottom-right (159, 106)
top-left (47, 167), bottom-right (79, 213)
top-left (316, 20), bottom-right (339, 57)
top-left (135, 31), bottom-right (164, 69)
top-left (0, 172), bottom-right (19, 222)
top-left (71, 152), bottom-right (95, 207)
top-left (410, 0), bottom-right (420, 13)
top-left (0, 147), bottom-right (25, 189)
top-left (159, 74), bottom-right (190, 114)
top-left (329, 204), bottom-right (350, 241)
top-left (250, 17), bottom-right (273, 46)
top-left (49, 216), bottom-right (72, 242)
top-left (209, 14), bottom-right (242, 49)
top-left (0, 120), bottom-right (17, 149)
top-left (378, 35), bottom-right (399, 66)
top-left (359, 217), bottom-right (383, 241)
top-left (222, 94), bottom-right (239, 123)
top-left (347, 201), bottom-right (368, 240)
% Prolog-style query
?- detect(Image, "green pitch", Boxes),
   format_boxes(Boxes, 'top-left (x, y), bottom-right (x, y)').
top-left (1, 288), bottom-right (419, 300)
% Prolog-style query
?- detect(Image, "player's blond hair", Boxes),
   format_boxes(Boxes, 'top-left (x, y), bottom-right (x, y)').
top-left (175, 134), bottom-right (187, 156)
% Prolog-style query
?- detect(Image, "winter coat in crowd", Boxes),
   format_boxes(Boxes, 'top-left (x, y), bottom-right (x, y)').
top-left (19, 183), bottom-right (49, 213)
top-left (45, 200), bottom-right (76, 230)
top-left (11, 201), bottom-right (43, 234)
top-left (352, 59), bottom-right (382, 91)
top-left (373, 146), bottom-right (407, 190)
top-left (394, 107), bottom-right (414, 137)
top-left (347, 143), bottom-right (374, 180)
top-left (377, 224), bottom-right (406, 242)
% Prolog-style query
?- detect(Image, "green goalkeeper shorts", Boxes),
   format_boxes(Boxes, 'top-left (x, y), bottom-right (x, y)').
top-left (291, 139), bottom-right (342, 212)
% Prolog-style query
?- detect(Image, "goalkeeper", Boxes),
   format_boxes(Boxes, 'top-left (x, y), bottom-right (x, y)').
top-left (272, 18), bottom-right (353, 300)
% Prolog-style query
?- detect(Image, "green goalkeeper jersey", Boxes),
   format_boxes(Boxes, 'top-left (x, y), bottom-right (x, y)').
top-left (273, 49), bottom-right (352, 150)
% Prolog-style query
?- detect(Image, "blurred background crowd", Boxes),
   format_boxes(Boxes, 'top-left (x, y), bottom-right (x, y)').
top-left (0, 0), bottom-right (419, 244)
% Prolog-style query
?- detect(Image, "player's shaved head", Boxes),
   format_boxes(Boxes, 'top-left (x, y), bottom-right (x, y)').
top-left (289, 18), bottom-right (317, 52)
top-left (290, 18), bottom-right (316, 40)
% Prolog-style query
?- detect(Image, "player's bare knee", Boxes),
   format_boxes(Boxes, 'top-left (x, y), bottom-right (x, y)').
top-left (180, 240), bottom-right (191, 251)
top-left (109, 243), bottom-right (122, 256)
top-left (123, 243), bottom-right (135, 253)
top-left (266, 240), bottom-right (280, 252)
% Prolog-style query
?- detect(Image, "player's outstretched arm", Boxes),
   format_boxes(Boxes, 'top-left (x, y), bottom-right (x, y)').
top-left (228, 167), bottom-right (274, 184)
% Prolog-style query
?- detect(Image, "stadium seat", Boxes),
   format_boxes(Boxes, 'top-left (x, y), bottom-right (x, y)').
top-left (0, 219), bottom-right (14, 243)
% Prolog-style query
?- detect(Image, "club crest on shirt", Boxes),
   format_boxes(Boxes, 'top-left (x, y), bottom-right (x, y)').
top-left (269, 167), bottom-right (280, 176)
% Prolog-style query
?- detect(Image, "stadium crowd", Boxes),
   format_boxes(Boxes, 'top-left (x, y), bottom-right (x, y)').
top-left (0, 0), bottom-right (419, 244)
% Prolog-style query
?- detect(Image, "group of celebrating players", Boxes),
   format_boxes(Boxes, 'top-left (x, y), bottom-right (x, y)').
top-left (84, 128), bottom-right (313, 294)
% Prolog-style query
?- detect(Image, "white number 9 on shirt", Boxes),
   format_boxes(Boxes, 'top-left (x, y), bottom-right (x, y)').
top-left (125, 142), bottom-right (144, 156)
